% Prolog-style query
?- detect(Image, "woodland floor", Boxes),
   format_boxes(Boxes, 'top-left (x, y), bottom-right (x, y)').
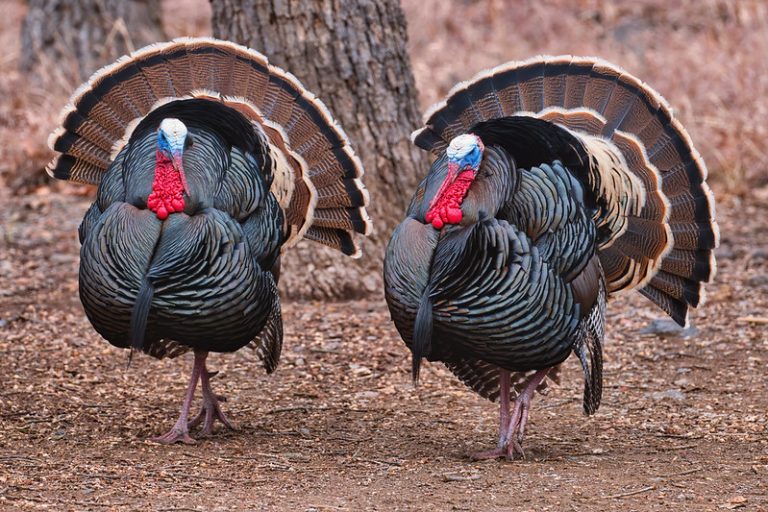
top-left (0, 183), bottom-right (766, 512)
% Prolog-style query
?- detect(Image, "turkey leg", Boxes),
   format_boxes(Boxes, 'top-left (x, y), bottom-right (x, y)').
top-left (151, 350), bottom-right (205, 444)
top-left (471, 368), bottom-right (550, 460)
top-left (188, 351), bottom-right (235, 436)
top-left (470, 369), bottom-right (511, 460)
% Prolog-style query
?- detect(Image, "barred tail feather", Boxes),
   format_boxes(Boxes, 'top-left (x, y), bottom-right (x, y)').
top-left (47, 37), bottom-right (371, 257)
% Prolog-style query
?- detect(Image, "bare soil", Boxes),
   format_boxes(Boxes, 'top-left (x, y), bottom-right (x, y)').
top-left (0, 185), bottom-right (766, 511)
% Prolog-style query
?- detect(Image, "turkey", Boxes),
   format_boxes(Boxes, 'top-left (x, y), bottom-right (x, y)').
top-left (384, 56), bottom-right (717, 459)
top-left (47, 37), bottom-right (371, 443)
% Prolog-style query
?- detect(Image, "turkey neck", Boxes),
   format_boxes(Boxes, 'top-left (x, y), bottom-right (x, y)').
top-left (425, 167), bottom-right (477, 229)
top-left (147, 150), bottom-right (185, 220)
top-left (424, 146), bottom-right (516, 228)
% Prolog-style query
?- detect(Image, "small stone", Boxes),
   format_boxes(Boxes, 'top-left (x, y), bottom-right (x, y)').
top-left (50, 253), bottom-right (76, 264)
top-left (349, 363), bottom-right (372, 376)
top-left (650, 389), bottom-right (686, 402)
top-left (362, 274), bottom-right (380, 292)
top-left (0, 261), bottom-right (13, 276)
top-left (640, 319), bottom-right (699, 338)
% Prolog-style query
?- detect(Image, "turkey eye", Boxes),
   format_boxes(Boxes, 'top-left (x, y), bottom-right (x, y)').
top-left (185, 135), bottom-right (194, 149)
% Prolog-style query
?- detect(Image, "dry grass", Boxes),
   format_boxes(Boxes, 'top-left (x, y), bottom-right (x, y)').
top-left (1, 0), bottom-right (766, 194)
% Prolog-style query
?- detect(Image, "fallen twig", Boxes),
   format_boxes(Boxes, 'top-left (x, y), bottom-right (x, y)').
top-left (352, 457), bottom-right (402, 467)
top-left (658, 443), bottom-right (698, 451)
top-left (266, 406), bottom-right (327, 414)
top-left (736, 316), bottom-right (768, 325)
top-left (661, 467), bottom-right (704, 479)
top-left (606, 485), bottom-right (655, 499)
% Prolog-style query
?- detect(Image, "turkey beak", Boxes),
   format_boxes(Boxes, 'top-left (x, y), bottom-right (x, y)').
top-left (172, 151), bottom-right (190, 196)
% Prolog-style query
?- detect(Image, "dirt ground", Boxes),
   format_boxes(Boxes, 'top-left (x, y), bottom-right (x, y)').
top-left (0, 183), bottom-right (766, 511)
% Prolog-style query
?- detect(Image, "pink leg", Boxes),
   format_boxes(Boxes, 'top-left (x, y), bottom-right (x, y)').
top-left (470, 370), bottom-right (511, 460)
top-left (188, 352), bottom-right (235, 436)
top-left (470, 368), bottom-right (550, 461)
top-left (503, 368), bottom-right (550, 460)
top-left (151, 351), bottom-right (205, 444)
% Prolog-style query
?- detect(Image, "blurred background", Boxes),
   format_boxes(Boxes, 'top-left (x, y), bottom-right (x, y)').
top-left (2, 0), bottom-right (767, 195)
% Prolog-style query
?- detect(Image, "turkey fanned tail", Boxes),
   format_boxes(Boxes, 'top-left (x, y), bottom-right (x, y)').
top-left (412, 55), bottom-right (718, 326)
top-left (47, 37), bottom-right (371, 257)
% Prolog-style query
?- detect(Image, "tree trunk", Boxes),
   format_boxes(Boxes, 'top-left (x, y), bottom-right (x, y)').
top-left (20, 0), bottom-right (166, 87)
top-left (211, 0), bottom-right (427, 299)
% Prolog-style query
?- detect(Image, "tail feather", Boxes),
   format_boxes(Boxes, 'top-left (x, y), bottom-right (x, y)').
top-left (670, 223), bottom-right (719, 251)
top-left (411, 55), bottom-right (717, 326)
top-left (303, 227), bottom-right (357, 257)
top-left (412, 293), bottom-right (434, 383)
top-left (516, 63), bottom-right (546, 112)
top-left (660, 249), bottom-right (715, 282)
top-left (646, 271), bottom-right (701, 308)
top-left (582, 63), bottom-right (619, 114)
top-left (542, 60), bottom-right (568, 107)
top-left (639, 285), bottom-right (689, 326)
top-left (129, 278), bottom-right (154, 352)
top-left (47, 37), bottom-right (371, 257)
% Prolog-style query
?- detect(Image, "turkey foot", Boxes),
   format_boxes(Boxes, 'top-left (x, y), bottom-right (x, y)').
top-left (470, 368), bottom-right (550, 461)
top-left (502, 368), bottom-right (550, 460)
top-left (151, 350), bottom-right (206, 444)
top-left (187, 367), bottom-right (235, 436)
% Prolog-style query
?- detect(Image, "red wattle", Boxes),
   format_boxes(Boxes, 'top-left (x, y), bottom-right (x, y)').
top-left (425, 170), bottom-right (476, 230)
top-left (148, 150), bottom-right (186, 220)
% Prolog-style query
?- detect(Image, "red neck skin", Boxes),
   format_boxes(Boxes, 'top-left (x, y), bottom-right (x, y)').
top-left (147, 150), bottom-right (186, 220)
top-left (424, 164), bottom-right (477, 229)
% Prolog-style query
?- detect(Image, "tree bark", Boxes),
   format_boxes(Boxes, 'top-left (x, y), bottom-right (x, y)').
top-left (21, 0), bottom-right (166, 86)
top-left (211, 0), bottom-right (427, 299)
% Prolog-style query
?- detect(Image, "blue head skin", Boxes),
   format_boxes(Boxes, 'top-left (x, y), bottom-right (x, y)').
top-left (156, 118), bottom-right (189, 194)
top-left (446, 133), bottom-right (484, 174)
top-left (157, 118), bottom-right (187, 160)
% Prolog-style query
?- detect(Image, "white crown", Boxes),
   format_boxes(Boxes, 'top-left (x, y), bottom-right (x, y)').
top-left (446, 134), bottom-right (479, 160)
top-left (159, 118), bottom-right (188, 143)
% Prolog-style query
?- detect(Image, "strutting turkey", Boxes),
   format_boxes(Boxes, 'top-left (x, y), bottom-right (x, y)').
top-left (47, 38), bottom-right (371, 443)
top-left (384, 56), bottom-right (718, 459)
